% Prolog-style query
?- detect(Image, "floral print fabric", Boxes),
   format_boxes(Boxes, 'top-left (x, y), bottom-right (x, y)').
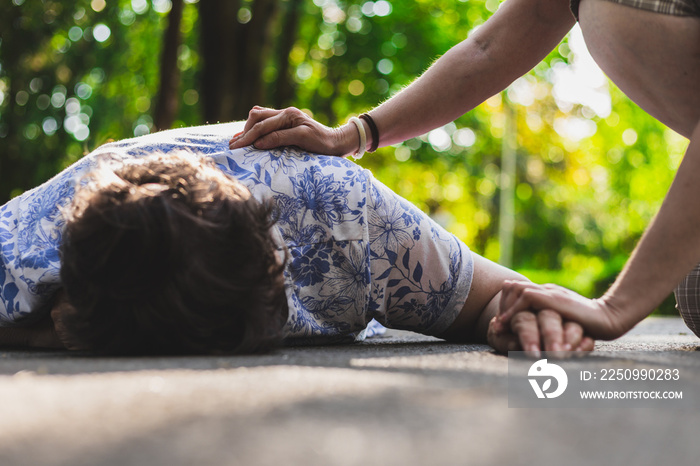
top-left (0, 123), bottom-right (473, 343)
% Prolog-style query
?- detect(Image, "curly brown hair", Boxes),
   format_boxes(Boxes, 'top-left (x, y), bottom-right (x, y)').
top-left (59, 152), bottom-right (288, 355)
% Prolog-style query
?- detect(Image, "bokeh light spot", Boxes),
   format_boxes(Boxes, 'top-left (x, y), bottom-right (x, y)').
top-left (153, 0), bottom-right (173, 14)
top-left (92, 24), bottom-right (111, 42)
top-left (453, 128), bottom-right (476, 147)
top-left (68, 26), bottom-right (83, 42)
top-left (183, 89), bottom-right (199, 105)
top-left (348, 80), bottom-right (364, 96)
top-left (238, 8), bottom-right (252, 24)
top-left (376, 58), bottom-right (393, 75)
top-left (373, 1), bottom-right (392, 16)
top-left (132, 0), bottom-right (149, 14)
top-left (91, 0), bottom-right (106, 13)
top-left (42, 117), bottom-right (58, 136)
top-left (622, 128), bottom-right (638, 146)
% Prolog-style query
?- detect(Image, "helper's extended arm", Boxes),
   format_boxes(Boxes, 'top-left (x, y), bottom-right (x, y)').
top-left (230, 0), bottom-right (575, 154)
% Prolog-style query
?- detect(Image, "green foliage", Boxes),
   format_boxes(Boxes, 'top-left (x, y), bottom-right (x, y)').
top-left (0, 0), bottom-right (202, 199)
top-left (0, 0), bottom-right (687, 314)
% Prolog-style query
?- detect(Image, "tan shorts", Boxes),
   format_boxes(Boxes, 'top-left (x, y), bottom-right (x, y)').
top-left (570, 0), bottom-right (700, 20)
top-left (674, 263), bottom-right (700, 338)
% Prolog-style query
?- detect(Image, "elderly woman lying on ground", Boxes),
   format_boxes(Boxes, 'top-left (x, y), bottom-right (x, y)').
top-left (0, 123), bottom-right (592, 355)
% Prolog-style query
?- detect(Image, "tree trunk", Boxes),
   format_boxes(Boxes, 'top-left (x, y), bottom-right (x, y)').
top-left (0, 6), bottom-right (30, 203)
top-left (153, 0), bottom-right (184, 131)
top-left (272, 0), bottom-right (303, 109)
top-left (199, 0), bottom-right (280, 123)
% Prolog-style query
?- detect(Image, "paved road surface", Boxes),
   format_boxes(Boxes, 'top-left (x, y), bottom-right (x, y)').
top-left (0, 317), bottom-right (698, 466)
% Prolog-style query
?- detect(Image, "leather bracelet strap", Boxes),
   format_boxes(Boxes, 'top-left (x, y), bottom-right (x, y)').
top-left (359, 113), bottom-right (379, 152)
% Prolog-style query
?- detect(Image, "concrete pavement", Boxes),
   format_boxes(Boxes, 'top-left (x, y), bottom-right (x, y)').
top-left (0, 317), bottom-right (698, 466)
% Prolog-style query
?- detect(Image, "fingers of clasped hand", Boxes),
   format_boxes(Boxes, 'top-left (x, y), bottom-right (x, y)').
top-left (487, 310), bottom-right (595, 358)
top-left (497, 280), bottom-right (623, 340)
top-left (228, 106), bottom-right (346, 156)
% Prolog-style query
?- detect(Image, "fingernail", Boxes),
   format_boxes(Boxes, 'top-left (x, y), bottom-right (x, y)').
top-left (529, 345), bottom-right (541, 358)
top-left (233, 131), bottom-right (244, 138)
top-left (563, 343), bottom-right (572, 351)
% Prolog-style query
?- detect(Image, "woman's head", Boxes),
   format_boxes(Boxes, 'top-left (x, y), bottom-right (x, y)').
top-left (58, 152), bottom-right (288, 354)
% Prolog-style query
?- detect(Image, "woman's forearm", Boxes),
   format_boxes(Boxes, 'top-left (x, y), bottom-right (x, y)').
top-left (366, 0), bottom-right (575, 148)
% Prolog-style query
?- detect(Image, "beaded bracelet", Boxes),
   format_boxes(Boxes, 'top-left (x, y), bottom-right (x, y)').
top-left (348, 116), bottom-right (366, 159)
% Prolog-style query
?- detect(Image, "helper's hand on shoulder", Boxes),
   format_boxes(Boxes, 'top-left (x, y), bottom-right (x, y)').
top-left (497, 281), bottom-right (630, 341)
top-left (229, 106), bottom-right (359, 156)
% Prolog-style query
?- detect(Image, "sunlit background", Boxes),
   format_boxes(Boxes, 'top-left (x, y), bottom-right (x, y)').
top-left (0, 0), bottom-right (688, 312)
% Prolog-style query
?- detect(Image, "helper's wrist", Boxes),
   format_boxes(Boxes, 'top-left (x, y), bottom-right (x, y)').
top-left (337, 121), bottom-right (373, 158)
top-left (335, 123), bottom-right (361, 157)
top-left (595, 292), bottom-right (639, 339)
top-left (334, 114), bottom-right (379, 158)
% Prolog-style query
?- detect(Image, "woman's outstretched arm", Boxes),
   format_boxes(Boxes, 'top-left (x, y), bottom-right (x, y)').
top-left (438, 253), bottom-right (594, 355)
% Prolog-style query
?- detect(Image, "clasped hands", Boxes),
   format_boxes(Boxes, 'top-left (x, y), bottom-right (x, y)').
top-left (487, 307), bottom-right (595, 357)
top-left (489, 280), bottom-right (629, 356)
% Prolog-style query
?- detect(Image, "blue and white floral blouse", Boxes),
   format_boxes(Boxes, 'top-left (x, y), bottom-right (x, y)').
top-left (0, 123), bottom-right (473, 343)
